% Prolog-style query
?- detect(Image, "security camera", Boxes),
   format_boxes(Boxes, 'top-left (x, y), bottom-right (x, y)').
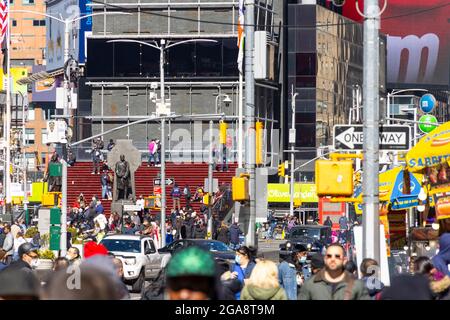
top-left (223, 96), bottom-right (232, 108)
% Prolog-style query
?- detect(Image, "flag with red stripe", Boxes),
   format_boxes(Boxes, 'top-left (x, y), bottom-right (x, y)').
top-left (0, 0), bottom-right (8, 44)
top-left (237, 0), bottom-right (244, 74)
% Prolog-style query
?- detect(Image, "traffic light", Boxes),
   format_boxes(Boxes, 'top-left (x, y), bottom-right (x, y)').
top-left (232, 175), bottom-right (249, 201)
top-left (220, 121), bottom-right (228, 144)
top-left (315, 160), bottom-right (354, 196)
top-left (278, 162), bottom-right (285, 177)
top-left (256, 121), bottom-right (263, 165)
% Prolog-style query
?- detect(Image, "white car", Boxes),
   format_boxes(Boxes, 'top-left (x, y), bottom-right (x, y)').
top-left (100, 234), bottom-right (165, 292)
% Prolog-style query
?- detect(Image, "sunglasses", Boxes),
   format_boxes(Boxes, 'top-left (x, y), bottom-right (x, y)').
top-left (326, 254), bottom-right (342, 259)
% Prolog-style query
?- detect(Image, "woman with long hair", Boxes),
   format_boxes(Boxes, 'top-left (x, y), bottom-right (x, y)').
top-left (240, 260), bottom-right (287, 300)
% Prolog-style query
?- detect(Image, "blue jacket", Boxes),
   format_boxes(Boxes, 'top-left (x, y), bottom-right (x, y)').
top-left (278, 261), bottom-right (297, 300)
top-left (432, 233), bottom-right (450, 276)
top-left (233, 261), bottom-right (256, 300)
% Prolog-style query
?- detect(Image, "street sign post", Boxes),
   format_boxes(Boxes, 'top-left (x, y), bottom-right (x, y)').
top-left (333, 125), bottom-right (410, 151)
top-left (153, 178), bottom-right (175, 186)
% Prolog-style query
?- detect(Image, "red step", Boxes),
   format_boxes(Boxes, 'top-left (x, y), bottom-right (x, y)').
top-left (67, 162), bottom-right (238, 215)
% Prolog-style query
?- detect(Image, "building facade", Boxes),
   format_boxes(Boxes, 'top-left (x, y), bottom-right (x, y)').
top-left (285, 2), bottom-right (386, 181)
top-left (10, 0), bottom-right (46, 66)
top-left (83, 0), bottom-right (282, 164)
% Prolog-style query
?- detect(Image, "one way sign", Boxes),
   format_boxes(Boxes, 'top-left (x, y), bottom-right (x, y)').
top-left (333, 125), bottom-right (410, 151)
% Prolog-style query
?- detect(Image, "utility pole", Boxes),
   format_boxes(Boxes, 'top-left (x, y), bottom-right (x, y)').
top-left (159, 39), bottom-right (167, 248)
top-left (362, 0), bottom-right (381, 263)
top-left (59, 19), bottom-right (72, 257)
top-left (244, 0), bottom-right (256, 247)
top-left (5, 0), bottom-right (12, 219)
top-left (289, 86), bottom-right (298, 218)
top-left (207, 120), bottom-right (213, 239)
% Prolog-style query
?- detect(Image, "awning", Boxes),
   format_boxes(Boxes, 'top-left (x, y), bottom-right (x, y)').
top-left (406, 120), bottom-right (450, 173)
top-left (16, 68), bottom-right (63, 85)
top-left (354, 166), bottom-right (424, 213)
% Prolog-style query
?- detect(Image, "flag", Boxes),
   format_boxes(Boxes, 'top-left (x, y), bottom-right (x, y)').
top-left (237, 0), bottom-right (244, 74)
top-left (0, 0), bottom-right (8, 75)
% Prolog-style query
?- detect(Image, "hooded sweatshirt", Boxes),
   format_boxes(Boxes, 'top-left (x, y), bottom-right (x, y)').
top-left (432, 233), bottom-right (450, 276)
top-left (240, 285), bottom-right (287, 300)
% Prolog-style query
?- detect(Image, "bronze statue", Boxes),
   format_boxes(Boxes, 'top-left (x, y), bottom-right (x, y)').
top-left (43, 152), bottom-right (62, 192)
top-left (115, 154), bottom-right (131, 200)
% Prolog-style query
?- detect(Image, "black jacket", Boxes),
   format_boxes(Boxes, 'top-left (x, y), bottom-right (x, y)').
top-left (216, 226), bottom-right (230, 244)
top-left (194, 225), bottom-right (206, 239)
top-left (229, 224), bottom-right (242, 245)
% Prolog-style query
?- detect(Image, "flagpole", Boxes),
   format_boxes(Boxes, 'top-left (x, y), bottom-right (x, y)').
top-left (238, 73), bottom-right (243, 168)
top-left (5, 0), bottom-right (11, 216)
top-left (237, 0), bottom-right (244, 169)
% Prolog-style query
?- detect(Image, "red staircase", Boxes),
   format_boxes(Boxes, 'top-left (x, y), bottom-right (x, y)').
top-left (67, 162), bottom-right (238, 215)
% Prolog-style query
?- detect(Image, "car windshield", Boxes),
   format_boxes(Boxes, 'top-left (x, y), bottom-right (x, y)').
top-left (101, 239), bottom-right (141, 253)
top-left (197, 241), bottom-right (232, 252)
top-left (290, 228), bottom-right (320, 239)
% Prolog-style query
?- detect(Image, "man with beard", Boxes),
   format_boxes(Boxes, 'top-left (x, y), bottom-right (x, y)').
top-left (298, 244), bottom-right (369, 300)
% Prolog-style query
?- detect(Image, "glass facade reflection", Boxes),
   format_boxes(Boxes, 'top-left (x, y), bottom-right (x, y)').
top-left (286, 4), bottom-right (385, 178)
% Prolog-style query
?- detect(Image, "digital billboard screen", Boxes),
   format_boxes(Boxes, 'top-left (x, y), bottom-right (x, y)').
top-left (341, 0), bottom-right (449, 88)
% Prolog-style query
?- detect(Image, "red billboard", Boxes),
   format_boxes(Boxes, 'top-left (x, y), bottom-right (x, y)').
top-left (341, 0), bottom-right (449, 88)
top-left (318, 197), bottom-right (346, 230)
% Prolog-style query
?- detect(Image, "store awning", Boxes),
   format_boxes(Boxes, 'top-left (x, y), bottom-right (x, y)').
top-left (16, 68), bottom-right (63, 85)
top-left (406, 121), bottom-right (450, 173)
top-left (354, 166), bottom-right (423, 213)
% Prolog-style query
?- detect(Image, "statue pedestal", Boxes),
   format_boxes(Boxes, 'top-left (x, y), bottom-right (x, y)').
top-left (110, 200), bottom-right (135, 217)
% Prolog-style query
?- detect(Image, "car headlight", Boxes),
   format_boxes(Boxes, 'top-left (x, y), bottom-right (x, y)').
top-left (307, 243), bottom-right (312, 249)
top-left (286, 242), bottom-right (292, 248)
top-left (124, 258), bottom-right (136, 265)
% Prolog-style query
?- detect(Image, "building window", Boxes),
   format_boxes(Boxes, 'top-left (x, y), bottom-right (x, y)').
top-left (27, 109), bottom-right (35, 121)
top-left (41, 128), bottom-right (47, 144)
top-left (33, 20), bottom-right (45, 26)
top-left (25, 128), bottom-right (35, 145)
top-left (23, 0), bottom-right (34, 4)
top-left (12, 20), bottom-right (17, 27)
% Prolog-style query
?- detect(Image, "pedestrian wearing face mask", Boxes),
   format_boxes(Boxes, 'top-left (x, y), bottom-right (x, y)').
top-left (278, 244), bottom-right (308, 300)
top-left (230, 246), bottom-right (256, 300)
top-left (3, 243), bottom-right (40, 278)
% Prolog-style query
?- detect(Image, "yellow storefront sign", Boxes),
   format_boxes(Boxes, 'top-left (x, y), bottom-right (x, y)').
top-left (267, 183), bottom-right (318, 203)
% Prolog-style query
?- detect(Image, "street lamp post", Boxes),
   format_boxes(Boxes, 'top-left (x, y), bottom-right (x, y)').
top-left (289, 86), bottom-right (298, 218)
top-left (107, 38), bottom-right (217, 248)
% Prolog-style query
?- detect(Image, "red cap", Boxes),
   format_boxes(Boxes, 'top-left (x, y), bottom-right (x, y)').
top-left (83, 241), bottom-right (109, 259)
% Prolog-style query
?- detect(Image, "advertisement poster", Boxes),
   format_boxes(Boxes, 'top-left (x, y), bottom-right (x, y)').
top-left (342, 0), bottom-right (449, 88)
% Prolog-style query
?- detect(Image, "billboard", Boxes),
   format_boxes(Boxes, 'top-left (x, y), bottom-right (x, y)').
top-left (341, 0), bottom-right (449, 88)
top-left (31, 65), bottom-right (57, 102)
top-left (267, 183), bottom-right (318, 203)
top-left (46, 0), bottom-right (92, 72)
top-left (0, 67), bottom-right (28, 94)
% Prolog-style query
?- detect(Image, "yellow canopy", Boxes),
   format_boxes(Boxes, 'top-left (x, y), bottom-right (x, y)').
top-left (354, 167), bottom-right (425, 214)
top-left (406, 121), bottom-right (450, 172)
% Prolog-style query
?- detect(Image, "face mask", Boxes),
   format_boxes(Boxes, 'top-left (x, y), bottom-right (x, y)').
top-left (30, 258), bottom-right (39, 269)
top-left (235, 255), bottom-right (241, 265)
top-left (299, 256), bottom-right (307, 264)
top-left (65, 254), bottom-right (73, 261)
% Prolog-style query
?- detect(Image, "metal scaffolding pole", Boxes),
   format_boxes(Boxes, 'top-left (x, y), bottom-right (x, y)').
top-left (362, 0), bottom-right (381, 263)
top-left (244, 0), bottom-right (256, 247)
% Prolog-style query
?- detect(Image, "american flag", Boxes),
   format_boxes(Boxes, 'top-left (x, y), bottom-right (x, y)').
top-left (237, 0), bottom-right (244, 74)
top-left (0, 0), bottom-right (7, 44)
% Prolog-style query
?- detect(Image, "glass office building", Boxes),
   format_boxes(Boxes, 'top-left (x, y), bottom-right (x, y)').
top-left (285, 3), bottom-right (386, 180)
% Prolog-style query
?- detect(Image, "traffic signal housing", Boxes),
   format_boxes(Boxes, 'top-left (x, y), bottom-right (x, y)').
top-left (278, 162), bottom-right (285, 177)
top-left (219, 121), bottom-right (228, 144)
top-left (315, 160), bottom-right (354, 196)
